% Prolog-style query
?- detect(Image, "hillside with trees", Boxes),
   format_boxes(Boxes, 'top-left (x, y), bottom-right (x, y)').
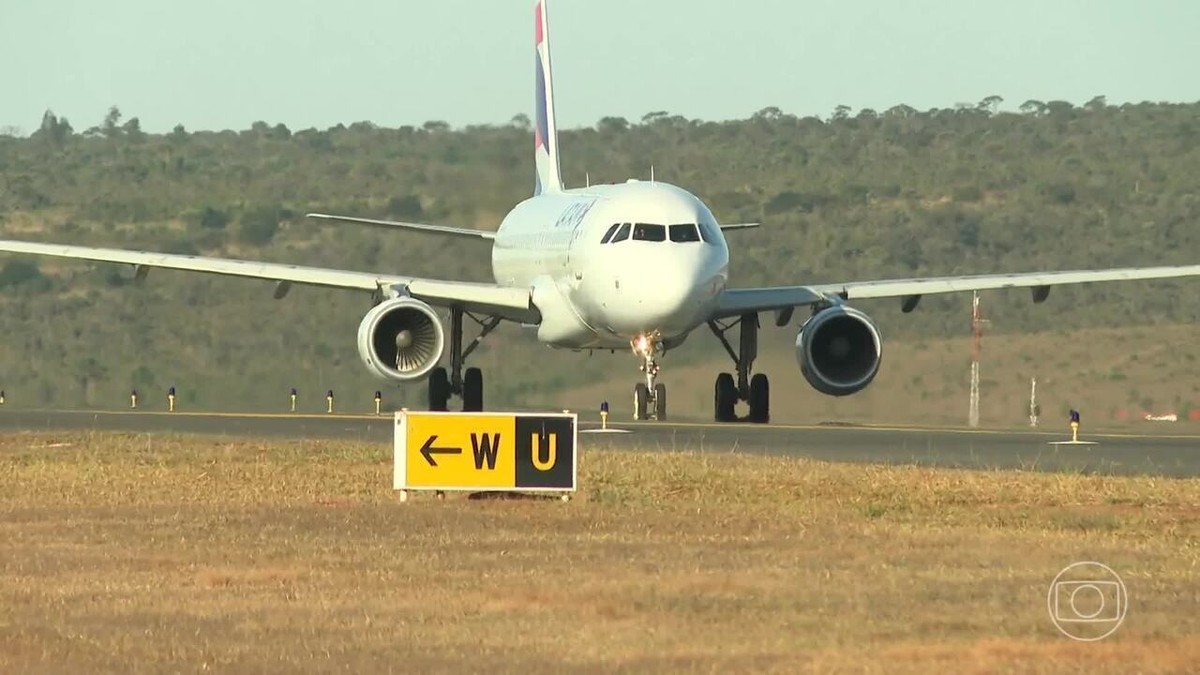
top-left (0, 98), bottom-right (1197, 420)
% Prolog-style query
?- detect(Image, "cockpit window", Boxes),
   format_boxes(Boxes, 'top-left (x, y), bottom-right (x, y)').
top-left (697, 220), bottom-right (720, 244)
top-left (632, 223), bottom-right (666, 242)
top-left (669, 224), bottom-right (701, 242)
top-left (610, 222), bottom-right (632, 243)
top-left (600, 223), bottom-right (620, 243)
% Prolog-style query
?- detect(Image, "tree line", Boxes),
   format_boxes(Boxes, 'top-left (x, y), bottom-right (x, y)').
top-left (0, 96), bottom-right (1197, 409)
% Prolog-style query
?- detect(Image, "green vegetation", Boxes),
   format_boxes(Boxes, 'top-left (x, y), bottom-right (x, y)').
top-left (0, 259), bottom-right (44, 288)
top-left (0, 99), bottom-right (1198, 414)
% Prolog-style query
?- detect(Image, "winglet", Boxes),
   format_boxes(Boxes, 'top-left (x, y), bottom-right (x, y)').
top-left (533, 0), bottom-right (564, 195)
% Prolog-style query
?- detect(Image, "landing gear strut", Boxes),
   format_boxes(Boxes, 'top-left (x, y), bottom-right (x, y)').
top-left (428, 308), bottom-right (500, 412)
top-left (708, 313), bottom-right (769, 423)
top-left (631, 332), bottom-right (667, 421)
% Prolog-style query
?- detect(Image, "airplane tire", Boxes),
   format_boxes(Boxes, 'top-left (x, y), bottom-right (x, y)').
top-left (748, 373), bottom-right (770, 424)
top-left (428, 367), bottom-right (450, 411)
top-left (654, 383), bottom-right (667, 421)
top-left (714, 373), bottom-right (736, 422)
top-left (633, 383), bottom-right (649, 421)
top-left (462, 367), bottom-right (483, 412)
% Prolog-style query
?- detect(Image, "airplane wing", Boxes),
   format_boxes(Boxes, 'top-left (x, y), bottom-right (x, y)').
top-left (0, 239), bottom-right (536, 322)
top-left (720, 222), bottom-right (760, 231)
top-left (306, 213), bottom-right (496, 240)
top-left (714, 265), bottom-right (1200, 319)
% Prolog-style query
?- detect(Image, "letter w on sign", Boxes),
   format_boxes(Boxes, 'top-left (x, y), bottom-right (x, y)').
top-left (471, 433), bottom-right (500, 470)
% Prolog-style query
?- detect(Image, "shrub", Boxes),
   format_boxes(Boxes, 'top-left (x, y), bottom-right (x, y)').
top-left (0, 259), bottom-right (43, 287)
top-left (237, 206), bottom-right (281, 245)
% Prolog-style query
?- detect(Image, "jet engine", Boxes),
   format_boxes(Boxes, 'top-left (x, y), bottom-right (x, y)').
top-left (356, 297), bottom-right (445, 381)
top-left (795, 306), bottom-right (883, 397)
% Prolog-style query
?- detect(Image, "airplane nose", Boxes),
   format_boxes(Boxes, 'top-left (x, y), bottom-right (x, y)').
top-left (621, 269), bottom-right (697, 327)
top-left (606, 246), bottom-right (724, 334)
top-left (646, 274), bottom-right (692, 315)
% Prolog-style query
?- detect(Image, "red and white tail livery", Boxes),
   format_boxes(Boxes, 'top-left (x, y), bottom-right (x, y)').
top-left (533, 0), bottom-right (563, 195)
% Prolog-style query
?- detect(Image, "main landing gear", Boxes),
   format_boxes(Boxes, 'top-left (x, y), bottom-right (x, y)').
top-left (708, 313), bottom-right (769, 424)
top-left (427, 308), bottom-right (500, 412)
top-left (631, 332), bottom-right (667, 421)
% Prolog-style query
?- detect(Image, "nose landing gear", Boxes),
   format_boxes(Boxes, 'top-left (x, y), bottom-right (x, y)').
top-left (631, 332), bottom-right (667, 421)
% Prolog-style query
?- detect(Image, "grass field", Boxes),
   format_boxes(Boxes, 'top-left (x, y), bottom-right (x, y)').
top-left (1, 432), bottom-right (1198, 673)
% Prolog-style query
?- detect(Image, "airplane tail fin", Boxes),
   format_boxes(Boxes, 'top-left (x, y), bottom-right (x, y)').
top-left (533, 0), bottom-right (563, 195)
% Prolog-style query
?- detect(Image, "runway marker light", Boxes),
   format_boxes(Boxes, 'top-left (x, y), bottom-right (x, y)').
top-left (290, 387), bottom-right (297, 413)
top-left (1, 390), bottom-right (6, 405)
top-left (130, 389), bottom-right (138, 409)
top-left (374, 390), bottom-right (383, 416)
top-left (167, 386), bottom-right (176, 412)
top-left (600, 401), bottom-right (609, 429)
top-left (326, 389), bottom-right (334, 414)
top-left (1069, 409), bottom-right (1081, 442)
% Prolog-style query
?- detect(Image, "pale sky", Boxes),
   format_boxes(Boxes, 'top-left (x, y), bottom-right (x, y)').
top-left (3, 0), bottom-right (1198, 135)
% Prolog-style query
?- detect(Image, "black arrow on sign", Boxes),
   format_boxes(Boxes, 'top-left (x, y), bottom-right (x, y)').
top-left (420, 434), bottom-right (462, 467)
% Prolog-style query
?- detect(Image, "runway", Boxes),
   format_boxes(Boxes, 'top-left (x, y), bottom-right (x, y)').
top-left (2, 408), bottom-right (1199, 477)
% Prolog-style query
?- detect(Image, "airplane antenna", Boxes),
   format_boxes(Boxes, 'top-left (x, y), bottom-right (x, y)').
top-left (586, 171), bottom-right (590, 187)
top-left (650, 165), bottom-right (655, 183)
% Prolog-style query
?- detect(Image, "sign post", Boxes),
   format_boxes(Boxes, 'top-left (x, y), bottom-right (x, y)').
top-left (394, 410), bottom-right (577, 501)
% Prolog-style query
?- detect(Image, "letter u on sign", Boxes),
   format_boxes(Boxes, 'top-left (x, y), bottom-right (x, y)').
top-left (513, 414), bottom-right (574, 490)
top-left (531, 432), bottom-right (557, 471)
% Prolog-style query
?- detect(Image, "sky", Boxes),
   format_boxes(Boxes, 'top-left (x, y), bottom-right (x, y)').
top-left (3, 0), bottom-right (1198, 135)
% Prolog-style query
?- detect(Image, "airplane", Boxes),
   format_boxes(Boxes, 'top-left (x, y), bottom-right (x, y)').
top-left (2, 0), bottom-right (1199, 424)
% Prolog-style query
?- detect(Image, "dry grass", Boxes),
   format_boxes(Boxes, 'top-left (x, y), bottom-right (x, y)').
top-left (1, 431), bottom-right (1198, 673)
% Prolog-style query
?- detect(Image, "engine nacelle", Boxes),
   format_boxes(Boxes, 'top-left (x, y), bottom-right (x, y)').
top-left (795, 306), bottom-right (883, 397)
top-left (356, 297), bottom-right (445, 382)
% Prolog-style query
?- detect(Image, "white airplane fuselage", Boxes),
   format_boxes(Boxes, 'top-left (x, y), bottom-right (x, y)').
top-left (490, 180), bottom-right (730, 349)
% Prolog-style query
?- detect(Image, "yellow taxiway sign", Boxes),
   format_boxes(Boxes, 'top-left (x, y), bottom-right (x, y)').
top-left (394, 410), bottom-right (576, 492)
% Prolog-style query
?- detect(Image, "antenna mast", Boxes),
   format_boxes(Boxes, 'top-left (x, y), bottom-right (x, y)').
top-left (968, 291), bottom-right (982, 427)
top-left (1029, 377), bottom-right (1039, 427)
